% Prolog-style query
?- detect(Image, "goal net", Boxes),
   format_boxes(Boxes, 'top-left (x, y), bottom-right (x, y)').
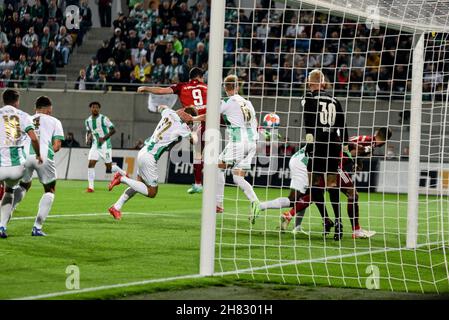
top-left (202, 0), bottom-right (449, 293)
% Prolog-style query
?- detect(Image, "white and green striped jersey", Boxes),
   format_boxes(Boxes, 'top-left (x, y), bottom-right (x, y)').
top-left (144, 108), bottom-right (191, 161)
top-left (292, 146), bottom-right (309, 167)
top-left (24, 113), bottom-right (64, 162)
top-left (85, 114), bottom-right (114, 149)
top-left (220, 94), bottom-right (258, 143)
top-left (0, 105), bottom-right (34, 167)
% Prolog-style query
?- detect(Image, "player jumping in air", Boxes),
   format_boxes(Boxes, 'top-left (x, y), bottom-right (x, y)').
top-left (0, 89), bottom-right (41, 239)
top-left (85, 101), bottom-right (116, 193)
top-left (11, 96), bottom-right (64, 236)
top-left (107, 105), bottom-right (197, 219)
top-left (194, 75), bottom-right (260, 219)
top-left (303, 69), bottom-right (348, 241)
top-left (137, 67), bottom-right (207, 195)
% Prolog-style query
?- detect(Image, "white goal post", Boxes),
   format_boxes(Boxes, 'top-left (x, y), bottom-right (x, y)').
top-left (200, 0), bottom-right (449, 292)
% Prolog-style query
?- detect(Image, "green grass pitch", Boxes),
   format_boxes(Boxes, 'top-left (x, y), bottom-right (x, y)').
top-left (0, 180), bottom-right (448, 299)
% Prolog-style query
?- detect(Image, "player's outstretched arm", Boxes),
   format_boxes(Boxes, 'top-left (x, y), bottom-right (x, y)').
top-left (27, 129), bottom-right (42, 164)
top-left (137, 86), bottom-right (174, 95)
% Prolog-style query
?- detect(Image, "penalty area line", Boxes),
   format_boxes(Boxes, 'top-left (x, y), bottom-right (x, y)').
top-left (13, 241), bottom-right (442, 300)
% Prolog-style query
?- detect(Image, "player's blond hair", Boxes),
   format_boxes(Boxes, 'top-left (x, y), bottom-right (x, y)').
top-left (307, 69), bottom-right (326, 85)
top-left (223, 74), bottom-right (239, 91)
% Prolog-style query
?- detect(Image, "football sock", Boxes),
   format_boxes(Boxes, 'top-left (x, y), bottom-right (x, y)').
top-left (194, 163), bottom-right (203, 186)
top-left (295, 209), bottom-right (307, 228)
top-left (0, 191), bottom-right (14, 228)
top-left (289, 193), bottom-right (311, 216)
top-left (120, 176), bottom-right (149, 196)
top-left (34, 192), bottom-right (54, 229)
top-left (216, 169), bottom-right (225, 208)
top-left (328, 188), bottom-right (341, 225)
top-left (347, 194), bottom-right (360, 230)
top-left (88, 168), bottom-right (95, 189)
top-left (260, 197), bottom-right (290, 210)
top-left (232, 175), bottom-right (258, 203)
top-left (12, 185), bottom-right (27, 210)
top-left (114, 188), bottom-right (137, 210)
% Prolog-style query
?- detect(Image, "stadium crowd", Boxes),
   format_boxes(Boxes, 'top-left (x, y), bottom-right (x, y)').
top-left (0, 0), bottom-right (92, 88)
top-left (80, 0), bottom-right (446, 98)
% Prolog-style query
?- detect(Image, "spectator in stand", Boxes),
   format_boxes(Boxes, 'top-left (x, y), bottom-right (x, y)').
top-left (151, 57), bottom-right (165, 84)
top-left (75, 68), bottom-right (88, 90)
top-left (40, 27), bottom-right (52, 51)
top-left (0, 53), bottom-right (15, 73)
top-left (55, 26), bottom-right (73, 66)
top-left (126, 29), bottom-right (140, 50)
top-left (78, 0), bottom-right (93, 46)
top-left (42, 40), bottom-right (57, 75)
top-left (31, 0), bottom-right (46, 22)
top-left (109, 28), bottom-right (124, 51)
top-left (103, 58), bottom-right (117, 79)
top-left (95, 70), bottom-right (108, 91)
top-left (48, 0), bottom-right (63, 22)
top-left (164, 55), bottom-right (186, 83)
top-left (159, 0), bottom-right (174, 24)
top-left (8, 36), bottom-right (28, 61)
top-left (28, 39), bottom-right (42, 61)
top-left (113, 41), bottom-right (131, 65)
top-left (22, 27), bottom-right (39, 49)
top-left (141, 30), bottom-right (154, 49)
top-left (86, 56), bottom-right (101, 84)
top-left (13, 53), bottom-right (28, 80)
top-left (46, 17), bottom-right (60, 40)
top-left (192, 42), bottom-right (208, 68)
top-left (33, 16), bottom-right (45, 39)
top-left (134, 56), bottom-right (152, 82)
top-left (62, 132), bottom-right (81, 148)
top-left (18, 0), bottom-right (32, 20)
top-left (176, 2), bottom-right (192, 30)
top-left (146, 42), bottom-right (157, 64)
top-left (119, 59), bottom-right (133, 83)
top-left (110, 70), bottom-right (124, 91)
top-left (98, 0), bottom-right (112, 27)
top-left (0, 26), bottom-right (9, 47)
top-left (183, 30), bottom-right (199, 53)
top-left (172, 32), bottom-right (183, 56)
top-left (135, 15), bottom-right (152, 39)
top-left (97, 40), bottom-right (111, 64)
top-left (129, 2), bottom-right (146, 21)
top-left (131, 40), bottom-right (147, 66)
top-left (0, 69), bottom-right (14, 88)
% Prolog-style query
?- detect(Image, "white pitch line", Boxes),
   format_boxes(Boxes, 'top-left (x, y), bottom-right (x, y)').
top-left (10, 212), bottom-right (183, 221)
top-left (13, 241), bottom-right (443, 300)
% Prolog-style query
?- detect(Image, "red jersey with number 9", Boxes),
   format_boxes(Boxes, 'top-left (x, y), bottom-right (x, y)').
top-left (171, 79), bottom-right (208, 115)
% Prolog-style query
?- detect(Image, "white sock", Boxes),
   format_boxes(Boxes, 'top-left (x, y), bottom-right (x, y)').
top-left (260, 197), bottom-right (291, 210)
top-left (114, 188), bottom-right (137, 210)
top-left (121, 176), bottom-right (149, 196)
top-left (12, 185), bottom-right (27, 211)
top-left (88, 168), bottom-right (95, 189)
top-left (232, 175), bottom-right (258, 203)
top-left (34, 192), bottom-right (55, 229)
top-left (0, 192), bottom-right (14, 228)
top-left (216, 170), bottom-right (225, 207)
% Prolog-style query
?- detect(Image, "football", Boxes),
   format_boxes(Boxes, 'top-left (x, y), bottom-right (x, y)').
top-left (262, 113), bottom-right (281, 128)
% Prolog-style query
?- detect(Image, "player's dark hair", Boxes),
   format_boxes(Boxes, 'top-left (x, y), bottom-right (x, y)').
top-left (377, 127), bottom-right (392, 140)
top-left (183, 107), bottom-right (197, 117)
top-left (189, 67), bottom-right (204, 80)
top-left (2, 89), bottom-right (19, 105)
top-left (35, 96), bottom-right (52, 109)
top-left (89, 101), bottom-right (101, 108)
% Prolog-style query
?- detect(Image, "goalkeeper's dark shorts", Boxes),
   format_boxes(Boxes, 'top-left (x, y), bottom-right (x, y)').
top-left (308, 142), bottom-right (343, 174)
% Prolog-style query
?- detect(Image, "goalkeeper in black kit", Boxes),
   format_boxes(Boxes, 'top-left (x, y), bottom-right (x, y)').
top-left (302, 69), bottom-right (349, 240)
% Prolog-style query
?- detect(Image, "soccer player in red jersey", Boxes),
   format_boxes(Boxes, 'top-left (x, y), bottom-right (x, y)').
top-left (137, 67), bottom-right (207, 194)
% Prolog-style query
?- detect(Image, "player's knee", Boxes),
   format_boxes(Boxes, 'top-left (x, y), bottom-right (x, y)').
top-left (147, 187), bottom-right (157, 198)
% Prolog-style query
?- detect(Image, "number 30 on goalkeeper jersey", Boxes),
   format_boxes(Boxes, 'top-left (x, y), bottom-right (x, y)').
top-left (0, 105), bottom-right (34, 167)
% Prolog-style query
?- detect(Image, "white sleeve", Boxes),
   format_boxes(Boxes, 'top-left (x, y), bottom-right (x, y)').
top-left (54, 120), bottom-right (65, 140)
top-left (20, 112), bottom-right (34, 133)
top-left (104, 116), bottom-right (114, 128)
top-left (220, 100), bottom-right (228, 114)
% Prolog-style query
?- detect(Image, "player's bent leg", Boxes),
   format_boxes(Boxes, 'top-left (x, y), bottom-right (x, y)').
top-left (11, 181), bottom-right (32, 214)
top-left (109, 187), bottom-right (137, 220)
top-left (216, 167), bottom-right (226, 213)
top-left (231, 168), bottom-right (260, 224)
top-left (0, 166), bottom-right (25, 238)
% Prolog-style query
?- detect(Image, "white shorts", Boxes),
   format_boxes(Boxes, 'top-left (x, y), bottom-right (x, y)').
top-left (219, 142), bottom-right (256, 170)
top-left (22, 157), bottom-right (57, 185)
top-left (137, 149), bottom-right (158, 187)
top-left (0, 165), bottom-right (25, 188)
top-left (88, 144), bottom-right (112, 163)
top-left (289, 156), bottom-right (309, 194)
